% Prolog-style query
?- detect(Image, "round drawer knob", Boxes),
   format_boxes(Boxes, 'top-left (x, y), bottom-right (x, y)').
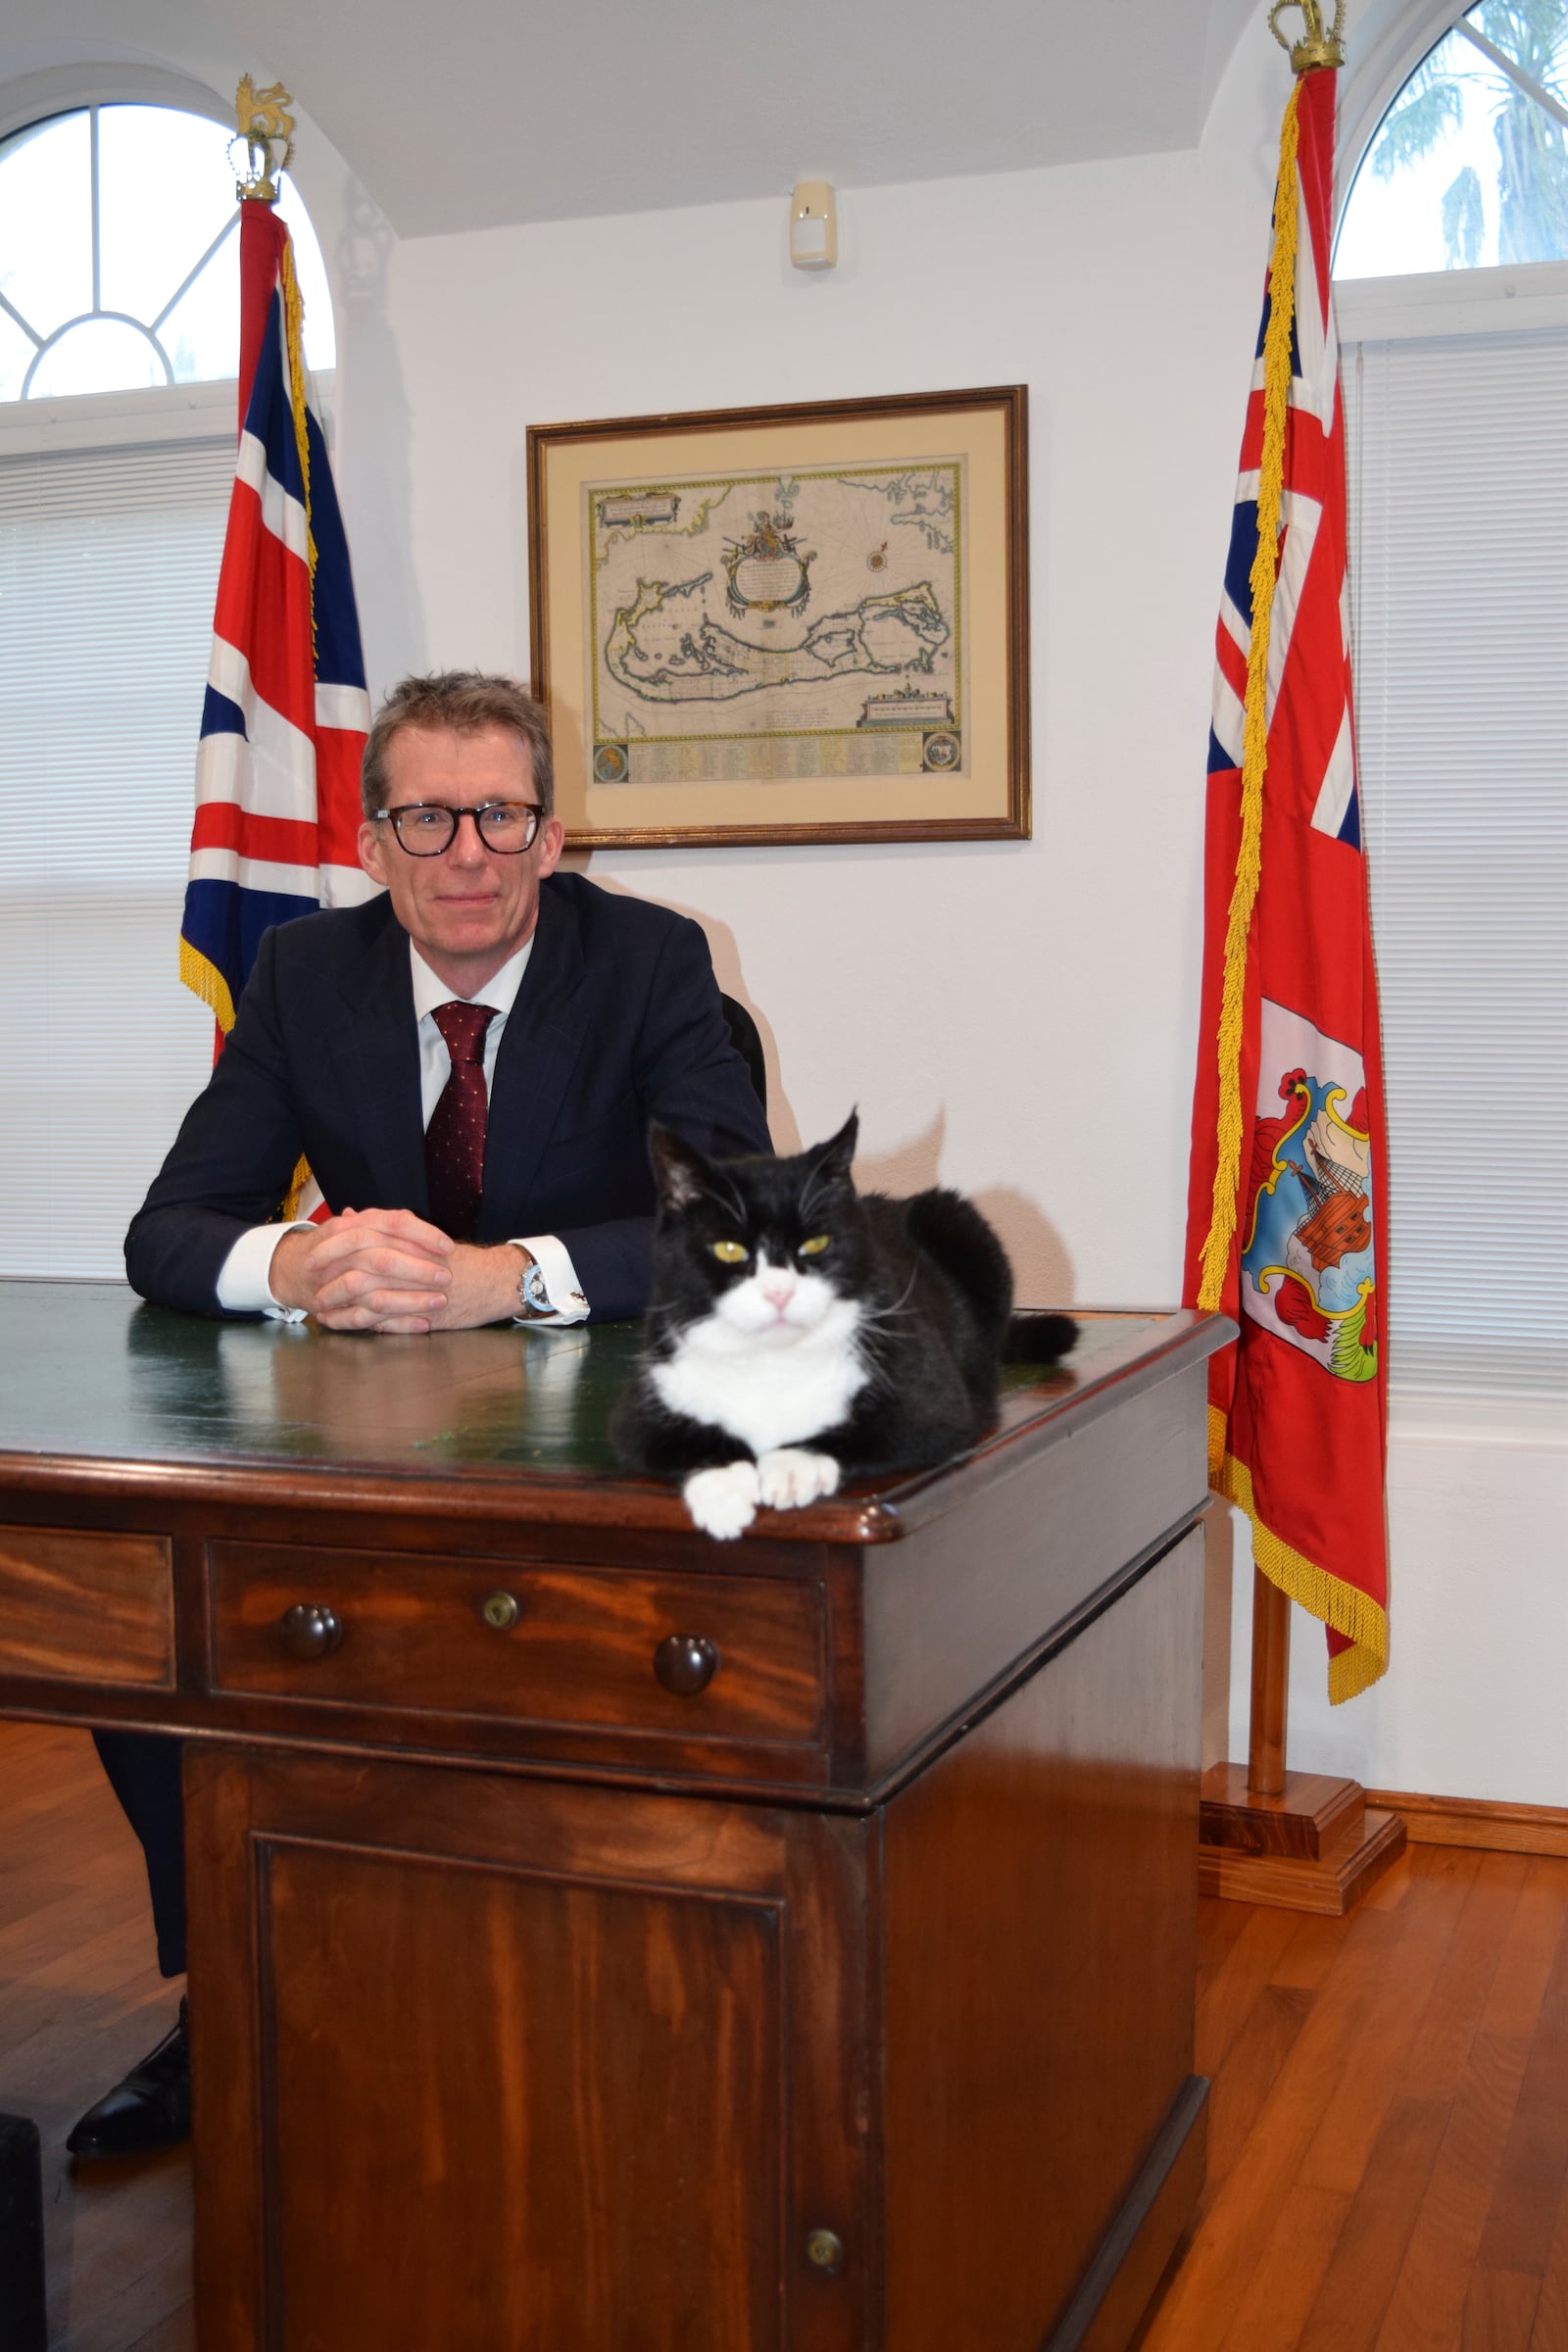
top-left (806, 2229), bottom-right (844, 2274)
top-left (653, 1633), bottom-right (719, 1695)
top-left (278, 1602), bottom-right (342, 1660)
top-left (481, 1591), bottom-right (520, 1632)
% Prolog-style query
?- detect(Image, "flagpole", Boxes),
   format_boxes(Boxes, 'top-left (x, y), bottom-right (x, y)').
top-left (1242, 0), bottom-right (1333, 1819)
top-left (1190, 1), bottom-right (1404, 1915)
top-left (178, 75), bottom-right (373, 1213)
top-left (1248, 1568), bottom-right (1290, 1797)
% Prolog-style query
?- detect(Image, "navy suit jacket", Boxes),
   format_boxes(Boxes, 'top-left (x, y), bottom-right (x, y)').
top-left (124, 873), bottom-right (771, 1322)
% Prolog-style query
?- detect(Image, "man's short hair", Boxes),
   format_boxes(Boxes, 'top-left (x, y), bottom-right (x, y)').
top-left (361, 671), bottom-right (556, 820)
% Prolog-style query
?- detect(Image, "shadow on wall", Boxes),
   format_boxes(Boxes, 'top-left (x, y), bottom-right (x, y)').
top-left (858, 1130), bottom-right (1077, 1310)
top-left (854, 1110), bottom-right (947, 1198)
top-left (549, 870), bottom-right (1078, 1312)
top-left (334, 183), bottom-right (425, 686)
top-left (970, 1185), bottom-right (1074, 1312)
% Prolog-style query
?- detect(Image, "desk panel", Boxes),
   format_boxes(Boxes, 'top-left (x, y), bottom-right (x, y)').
top-left (0, 1522), bottom-right (174, 1689)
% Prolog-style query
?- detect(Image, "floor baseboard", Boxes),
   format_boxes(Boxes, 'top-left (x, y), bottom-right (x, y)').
top-left (1368, 1788), bottom-right (1568, 1859)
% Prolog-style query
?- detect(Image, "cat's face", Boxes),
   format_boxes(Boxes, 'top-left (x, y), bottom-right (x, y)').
top-left (648, 1115), bottom-right (867, 1352)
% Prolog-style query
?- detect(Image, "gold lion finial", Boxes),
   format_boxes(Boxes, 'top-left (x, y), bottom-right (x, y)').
top-left (1268, 0), bottom-right (1347, 72)
top-left (232, 75), bottom-right (296, 202)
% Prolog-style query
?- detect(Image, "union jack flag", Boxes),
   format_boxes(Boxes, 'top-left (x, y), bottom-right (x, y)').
top-left (178, 201), bottom-right (374, 1043)
top-left (1184, 65), bottom-right (1391, 1703)
top-left (1207, 70), bottom-right (1358, 849)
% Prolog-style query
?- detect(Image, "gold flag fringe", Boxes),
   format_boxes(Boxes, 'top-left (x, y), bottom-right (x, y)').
top-left (178, 938), bottom-right (236, 1035)
top-left (1197, 81), bottom-right (1301, 1313)
top-left (1209, 1405), bottom-right (1389, 1703)
top-left (279, 1154), bottom-right (312, 1224)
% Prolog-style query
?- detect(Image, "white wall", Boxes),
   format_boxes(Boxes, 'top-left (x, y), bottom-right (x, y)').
top-left (338, 146), bottom-right (1270, 1298)
top-left (314, 30), bottom-right (1563, 1809)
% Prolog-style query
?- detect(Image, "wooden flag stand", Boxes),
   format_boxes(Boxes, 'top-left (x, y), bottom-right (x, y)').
top-left (1199, 1571), bottom-right (1405, 1915)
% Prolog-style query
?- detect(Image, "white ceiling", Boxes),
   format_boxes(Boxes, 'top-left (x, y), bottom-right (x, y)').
top-left (3, 0), bottom-right (1262, 237)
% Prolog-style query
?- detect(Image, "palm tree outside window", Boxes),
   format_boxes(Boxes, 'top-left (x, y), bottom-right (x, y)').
top-left (1336, 0), bottom-right (1568, 274)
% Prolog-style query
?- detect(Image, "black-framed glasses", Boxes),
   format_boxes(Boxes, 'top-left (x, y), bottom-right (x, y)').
top-left (373, 802), bottom-right (543, 856)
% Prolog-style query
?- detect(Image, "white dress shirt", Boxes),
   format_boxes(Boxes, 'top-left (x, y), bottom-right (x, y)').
top-left (214, 936), bottom-right (589, 1324)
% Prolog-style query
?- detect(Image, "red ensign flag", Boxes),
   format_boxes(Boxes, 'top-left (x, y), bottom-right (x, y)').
top-left (1183, 63), bottom-right (1391, 1703)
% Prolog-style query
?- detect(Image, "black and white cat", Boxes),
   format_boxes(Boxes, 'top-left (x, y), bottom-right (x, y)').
top-left (612, 1113), bottom-right (1078, 1539)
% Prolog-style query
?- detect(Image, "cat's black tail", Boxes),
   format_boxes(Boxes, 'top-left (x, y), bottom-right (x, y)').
top-left (1003, 1312), bottom-right (1080, 1364)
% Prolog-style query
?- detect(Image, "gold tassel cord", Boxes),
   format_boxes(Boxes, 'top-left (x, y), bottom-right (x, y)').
top-left (279, 232), bottom-right (318, 592)
top-left (1197, 81), bottom-right (1302, 1313)
top-left (274, 236), bottom-right (318, 1209)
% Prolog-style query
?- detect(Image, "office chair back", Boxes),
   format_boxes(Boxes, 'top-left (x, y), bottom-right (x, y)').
top-left (718, 995), bottom-right (767, 1118)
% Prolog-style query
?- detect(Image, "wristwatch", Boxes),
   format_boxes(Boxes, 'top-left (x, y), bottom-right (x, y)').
top-left (515, 1251), bottom-right (554, 1320)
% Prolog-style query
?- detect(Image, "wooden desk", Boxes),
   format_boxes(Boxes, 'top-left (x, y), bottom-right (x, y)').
top-left (0, 1283), bottom-right (1228, 2351)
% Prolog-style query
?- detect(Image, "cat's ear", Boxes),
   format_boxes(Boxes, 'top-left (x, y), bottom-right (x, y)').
top-left (648, 1123), bottom-right (714, 1215)
top-left (807, 1109), bottom-right (859, 1192)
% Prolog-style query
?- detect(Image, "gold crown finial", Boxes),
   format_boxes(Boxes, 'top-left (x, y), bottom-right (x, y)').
top-left (1268, 0), bottom-right (1347, 72)
top-left (232, 75), bottom-right (295, 201)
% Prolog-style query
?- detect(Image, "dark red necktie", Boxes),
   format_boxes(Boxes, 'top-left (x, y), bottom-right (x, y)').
top-left (425, 1001), bottom-right (497, 1242)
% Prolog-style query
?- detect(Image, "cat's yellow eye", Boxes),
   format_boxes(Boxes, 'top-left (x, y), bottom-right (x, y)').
top-left (799, 1234), bottom-right (831, 1257)
top-left (711, 1240), bottom-right (749, 1264)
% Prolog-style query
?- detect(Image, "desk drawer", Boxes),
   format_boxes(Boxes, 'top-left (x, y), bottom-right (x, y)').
top-left (209, 1543), bottom-right (825, 1747)
top-left (0, 1524), bottom-right (175, 1689)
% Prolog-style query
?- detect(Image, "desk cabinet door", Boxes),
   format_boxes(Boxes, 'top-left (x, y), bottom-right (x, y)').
top-left (185, 1746), bottom-right (870, 2352)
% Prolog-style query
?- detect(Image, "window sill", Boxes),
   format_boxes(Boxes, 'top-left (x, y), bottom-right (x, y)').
top-left (1336, 259), bottom-right (1568, 342)
top-left (0, 370), bottom-right (336, 457)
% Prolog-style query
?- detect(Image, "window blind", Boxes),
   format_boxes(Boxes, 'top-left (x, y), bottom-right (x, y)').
top-left (0, 435), bottom-right (232, 1277)
top-left (1343, 323), bottom-right (1568, 1396)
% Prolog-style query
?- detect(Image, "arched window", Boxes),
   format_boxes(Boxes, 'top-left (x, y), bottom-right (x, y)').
top-left (1336, 1), bottom-right (1568, 275)
top-left (1332, 5), bottom-right (1568, 1397)
top-left (0, 102), bottom-right (332, 403)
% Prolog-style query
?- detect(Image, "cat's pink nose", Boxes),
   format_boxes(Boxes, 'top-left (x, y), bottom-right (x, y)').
top-left (760, 1271), bottom-right (796, 1309)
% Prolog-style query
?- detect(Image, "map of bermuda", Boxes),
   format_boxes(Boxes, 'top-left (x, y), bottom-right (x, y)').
top-left (585, 460), bottom-right (966, 786)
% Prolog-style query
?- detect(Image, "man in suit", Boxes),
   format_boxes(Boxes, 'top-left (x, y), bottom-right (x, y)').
top-left (72, 670), bottom-right (770, 2160)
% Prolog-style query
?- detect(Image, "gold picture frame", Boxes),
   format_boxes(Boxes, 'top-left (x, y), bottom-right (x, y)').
top-left (526, 385), bottom-right (1030, 849)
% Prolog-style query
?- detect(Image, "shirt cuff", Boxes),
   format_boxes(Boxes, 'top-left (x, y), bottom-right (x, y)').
top-left (510, 1233), bottom-right (590, 1326)
top-left (215, 1222), bottom-right (313, 1321)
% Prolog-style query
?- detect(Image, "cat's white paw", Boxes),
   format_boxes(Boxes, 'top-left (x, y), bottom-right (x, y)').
top-left (756, 1447), bottom-right (842, 1512)
top-left (683, 1461), bottom-right (761, 1540)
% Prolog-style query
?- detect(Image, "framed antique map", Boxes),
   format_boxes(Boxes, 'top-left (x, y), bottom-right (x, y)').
top-left (526, 386), bottom-right (1029, 848)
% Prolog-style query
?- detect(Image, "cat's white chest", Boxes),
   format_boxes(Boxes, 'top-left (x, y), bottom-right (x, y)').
top-left (652, 1296), bottom-right (868, 1457)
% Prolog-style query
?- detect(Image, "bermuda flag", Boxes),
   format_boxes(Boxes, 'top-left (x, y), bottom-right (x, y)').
top-left (1183, 64), bottom-right (1391, 1704)
top-left (179, 200), bottom-right (375, 1048)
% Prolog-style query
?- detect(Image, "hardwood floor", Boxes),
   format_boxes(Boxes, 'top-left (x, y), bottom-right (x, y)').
top-left (3, 1719), bottom-right (1566, 2351)
top-left (1138, 1839), bottom-right (1568, 2352)
top-left (0, 1721), bottom-right (192, 2352)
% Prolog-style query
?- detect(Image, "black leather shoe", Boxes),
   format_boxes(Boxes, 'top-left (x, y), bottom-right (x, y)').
top-left (66, 1998), bottom-right (190, 2159)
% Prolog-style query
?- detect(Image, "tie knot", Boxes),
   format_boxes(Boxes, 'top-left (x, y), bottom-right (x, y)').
top-left (431, 1000), bottom-right (496, 1065)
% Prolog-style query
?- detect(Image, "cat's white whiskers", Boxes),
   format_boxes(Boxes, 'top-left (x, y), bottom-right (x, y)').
top-left (852, 1271), bottom-right (920, 1328)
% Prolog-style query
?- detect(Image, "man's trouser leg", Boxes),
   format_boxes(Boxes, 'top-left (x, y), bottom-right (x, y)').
top-left (91, 1730), bottom-right (187, 1978)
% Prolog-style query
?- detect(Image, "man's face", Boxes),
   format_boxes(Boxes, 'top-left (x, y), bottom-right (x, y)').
top-left (358, 723), bottom-right (565, 995)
